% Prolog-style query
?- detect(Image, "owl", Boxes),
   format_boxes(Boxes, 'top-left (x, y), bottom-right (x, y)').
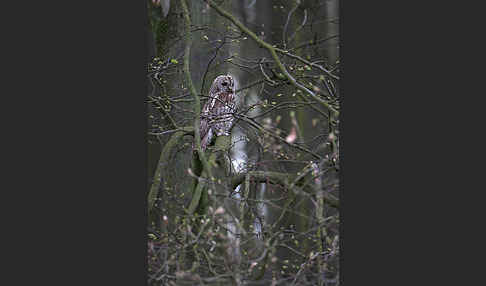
top-left (195, 74), bottom-right (237, 151)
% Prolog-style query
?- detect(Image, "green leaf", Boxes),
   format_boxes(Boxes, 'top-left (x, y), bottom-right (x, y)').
top-left (148, 233), bottom-right (157, 240)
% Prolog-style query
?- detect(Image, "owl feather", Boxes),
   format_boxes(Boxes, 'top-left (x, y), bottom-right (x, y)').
top-left (194, 74), bottom-right (237, 151)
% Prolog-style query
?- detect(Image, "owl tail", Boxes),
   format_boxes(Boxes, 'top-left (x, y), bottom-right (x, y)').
top-left (192, 133), bottom-right (209, 152)
top-left (200, 133), bottom-right (209, 151)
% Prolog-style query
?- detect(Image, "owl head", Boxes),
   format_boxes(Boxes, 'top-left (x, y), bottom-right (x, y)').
top-left (210, 74), bottom-right (236, 94)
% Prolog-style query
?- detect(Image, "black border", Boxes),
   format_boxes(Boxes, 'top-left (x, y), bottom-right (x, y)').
top-left (4, 1), bottom-right (147, 284)
top-left (340, 0), bottom-right (474, 284)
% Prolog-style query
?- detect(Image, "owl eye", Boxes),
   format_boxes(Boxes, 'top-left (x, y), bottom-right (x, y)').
top-left (221, 82), bottom-right (228, 86)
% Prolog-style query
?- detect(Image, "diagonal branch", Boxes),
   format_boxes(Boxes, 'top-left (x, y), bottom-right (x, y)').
top-left (203, 0), bottom-right (339, 117)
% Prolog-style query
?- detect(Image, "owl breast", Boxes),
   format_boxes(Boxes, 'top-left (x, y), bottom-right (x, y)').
top-left (212, 92), bottom-right (235, 110)
top-left (208, 91), bottom-right (235, 137)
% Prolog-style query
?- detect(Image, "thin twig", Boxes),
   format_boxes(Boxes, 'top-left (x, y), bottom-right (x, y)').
top-left (283, 2), bottom-right (299, 49)
top-left (288, 9), bottom-right (307, 44)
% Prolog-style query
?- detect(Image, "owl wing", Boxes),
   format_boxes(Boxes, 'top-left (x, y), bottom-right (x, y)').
top-left (197, 96), bottom-right (215, 151)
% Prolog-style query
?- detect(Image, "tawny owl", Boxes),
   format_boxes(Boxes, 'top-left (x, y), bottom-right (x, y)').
top-left (195, 74), bottom-right (237, 151)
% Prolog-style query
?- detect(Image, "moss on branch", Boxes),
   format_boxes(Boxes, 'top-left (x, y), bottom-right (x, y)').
top-left (148, 126), bottom-right (194, 213)
top-left (187, 135), bottom-right (231, 215)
